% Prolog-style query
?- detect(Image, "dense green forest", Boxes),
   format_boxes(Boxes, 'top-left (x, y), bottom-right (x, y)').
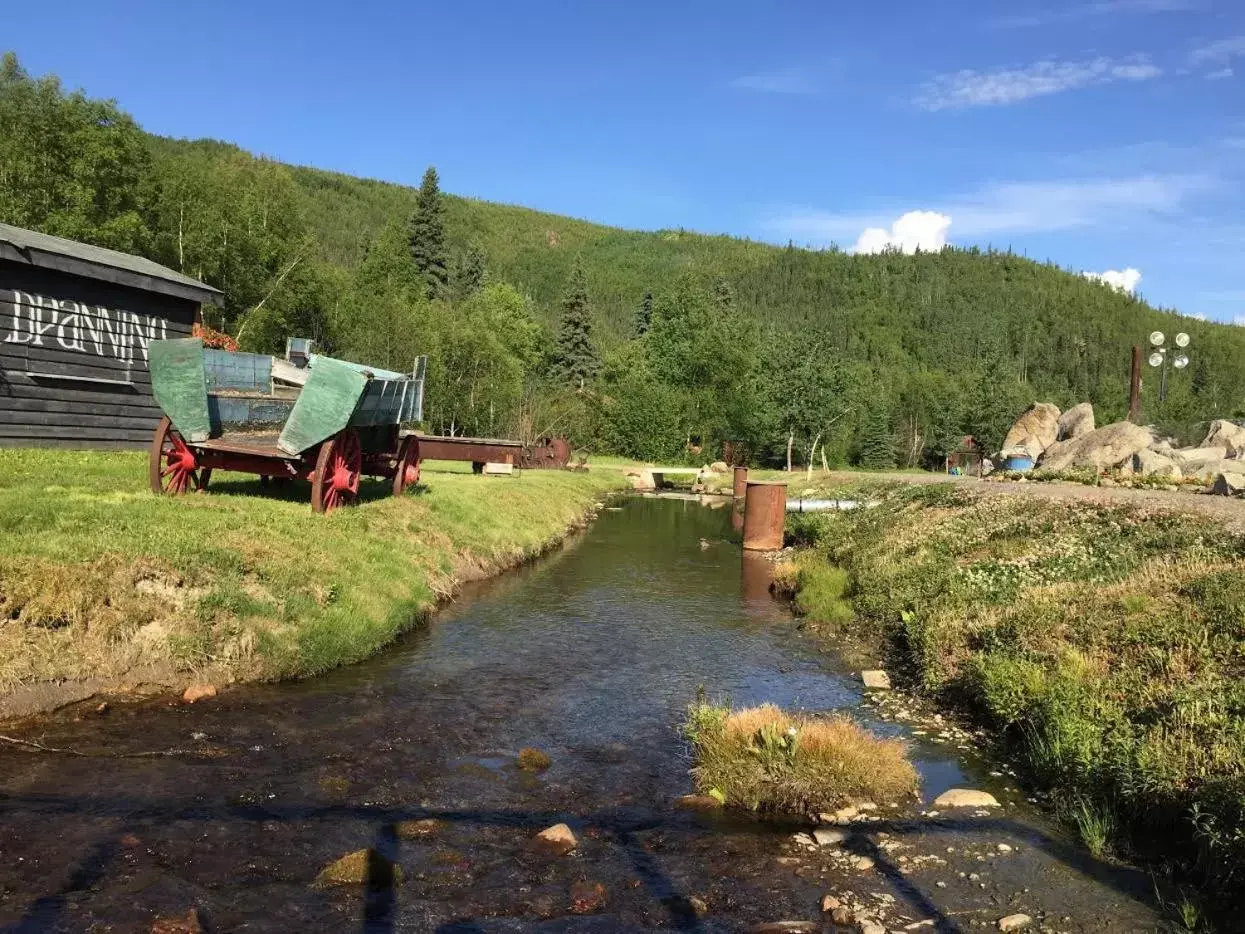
top-left (3, 51), bottom-right (1242, 466)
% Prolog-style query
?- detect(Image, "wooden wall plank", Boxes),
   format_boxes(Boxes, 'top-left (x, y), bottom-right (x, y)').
top-left (1, 258), bottom-right (204, 449)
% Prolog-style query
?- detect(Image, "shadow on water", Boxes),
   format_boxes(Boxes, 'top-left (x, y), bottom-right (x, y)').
top-left (0, 498), bottom-right (1165, 932)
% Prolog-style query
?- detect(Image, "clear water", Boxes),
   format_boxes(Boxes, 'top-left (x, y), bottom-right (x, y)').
top-left (0, 498), bottom-right (1163, 932)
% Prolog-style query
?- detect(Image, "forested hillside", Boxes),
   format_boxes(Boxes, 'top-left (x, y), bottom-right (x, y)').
top-left (4, 51), bottom-right (1243, 467)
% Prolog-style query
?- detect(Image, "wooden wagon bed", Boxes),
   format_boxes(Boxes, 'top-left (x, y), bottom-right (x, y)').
top-left (148, 338), bottom-right (426, 512)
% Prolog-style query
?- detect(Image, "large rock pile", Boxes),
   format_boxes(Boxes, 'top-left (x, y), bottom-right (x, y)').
top-left (1000, 403), bottom-right (1061, 460)
top-left (996, 404), bottom-right (1245, 496)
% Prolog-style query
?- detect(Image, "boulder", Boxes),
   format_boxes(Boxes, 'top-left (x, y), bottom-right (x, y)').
top-left (533, 822), bottom-right (577, 856)
top-left (623, 468), bottom-right (656, 491)
top-left (1132, 448), bottom-right (1182, 479)
top-left (932, 788), bottom-right (1000, 808)
top-left (1000, 403), bottom-right (1061, 459)
top-left (1038, 421), bottom-right (1154, 472)
top-left (1173, 447), bottom-right (1230, 479)
top-left (1056, 402), bottom-right (1095, 441)
top-left (860, 670), bottom-right (891, 690)
top-left (1202, 419), bottom-right (1245, 458)
top-left (1212, 471), bottom-right (1245, 497)
top-left (813, 827), bottom-right (848, 846)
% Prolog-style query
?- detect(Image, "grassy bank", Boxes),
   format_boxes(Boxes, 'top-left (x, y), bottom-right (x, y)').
top-left (0, 450), bottom-right (626, 713)
top-left (787, 484), bottom-right (1245, 914)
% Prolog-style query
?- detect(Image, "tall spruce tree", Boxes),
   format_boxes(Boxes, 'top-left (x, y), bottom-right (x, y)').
top-left (452, 245), bottom-right (487, 302)
top-left (635, 289), bottom-right (653, 336)
top-left (554, 256), bottom-right (599, 388)
top-left (408, 166), bottom-right (450, 301)
top-left (858, 404), bottom-right (896, 469)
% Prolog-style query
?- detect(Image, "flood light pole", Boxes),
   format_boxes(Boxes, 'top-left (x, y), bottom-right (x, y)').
top-left (1147, 330), bottom-right (1190, 403)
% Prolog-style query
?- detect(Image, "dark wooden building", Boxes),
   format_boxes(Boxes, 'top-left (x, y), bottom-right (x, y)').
top-left (0, 223), bottom-right (223, 448)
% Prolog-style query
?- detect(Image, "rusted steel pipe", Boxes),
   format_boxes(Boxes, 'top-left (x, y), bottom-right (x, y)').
top-left (730, 466), bottom-right (749, 531)
top-left (742, 481), bottom-right (786, 551)
top-left (732, 466), bottom-right (749, 498)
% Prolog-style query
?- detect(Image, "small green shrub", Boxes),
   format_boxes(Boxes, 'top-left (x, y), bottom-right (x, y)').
top-left (792, 560), bottom-right (853, 629)
top-left (1064, 796), bottom-right (1117, 858)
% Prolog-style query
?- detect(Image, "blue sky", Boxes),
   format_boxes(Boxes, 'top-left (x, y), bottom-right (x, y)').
top-left (5, 0), bottom-right (1244, 320)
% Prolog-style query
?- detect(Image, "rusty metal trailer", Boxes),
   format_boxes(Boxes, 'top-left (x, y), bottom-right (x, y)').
top-left (147, 338), bottom-right (426, 513)
top-left (402, 433), bottom-right (571, 472)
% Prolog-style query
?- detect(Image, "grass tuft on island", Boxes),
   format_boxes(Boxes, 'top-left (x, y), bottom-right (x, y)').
top-left (0, 449), bottom-right (626, 712)
top-left (683, 701), bottom-right (918, 814)
top-left (788, 482), bottom-right (1245, 908)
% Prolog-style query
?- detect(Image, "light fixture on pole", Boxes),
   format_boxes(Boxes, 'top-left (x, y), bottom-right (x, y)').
top-left (1147, 330), bottom-right (1190, 402)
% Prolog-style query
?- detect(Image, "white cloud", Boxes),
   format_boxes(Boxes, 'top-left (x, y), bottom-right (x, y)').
top-left (852, 211), bottom-right (952, 254)
top-left (730, 68), bottom-right (817, 95)
top-left (1191, 36), bottom-right (1245, 65)
top-left (1235, 316), bottom-right (1245, 327)
top-left (1206, 67), bottom-right (1235, 80)
top-left (993, 0), bottom-right (1199, 28)
top-left (1083, 268), bottom-right (1143, 292)
top-left (769, 173), bottom-right (1210, 245)
top-left (916, 57), bottom-right (1162, 110)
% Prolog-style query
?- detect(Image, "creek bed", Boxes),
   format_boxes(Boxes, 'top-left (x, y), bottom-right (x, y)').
top-left (0, 498), bottom-right (1164, 931)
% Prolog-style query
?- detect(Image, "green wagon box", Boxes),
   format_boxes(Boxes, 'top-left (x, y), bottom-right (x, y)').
top-left (147, 337), bottom-right (426, 513)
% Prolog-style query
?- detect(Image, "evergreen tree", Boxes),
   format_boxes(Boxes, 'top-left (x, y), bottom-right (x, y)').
top-left (408, 166), bottom-right (449, 301)
top-left (635, 289), bottom-right (653, 336)
top-left (553, 256), bottom-right (599, 389)
top-left (452, 245), bottom-right (487, 302)
top-left (858, 404), bottom-right (896, 469)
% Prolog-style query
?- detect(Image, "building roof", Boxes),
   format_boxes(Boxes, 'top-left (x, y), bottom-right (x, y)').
top-left (0, 223), bottom-right (224, 305)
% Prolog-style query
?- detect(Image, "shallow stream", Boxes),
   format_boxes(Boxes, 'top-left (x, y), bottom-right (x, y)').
top-left (0, 498), bottom-right (1166, 931)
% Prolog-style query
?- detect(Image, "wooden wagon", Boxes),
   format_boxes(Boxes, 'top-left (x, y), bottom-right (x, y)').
top-left (147, 338), bottom-right (426, 513)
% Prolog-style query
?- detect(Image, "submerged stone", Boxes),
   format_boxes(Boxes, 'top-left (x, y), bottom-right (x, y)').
top-left (569, 880), bottom-right (607, 913)
top-left (150, 908), bottom-right (203, 934)
top-left (517, 747), bottom-right (552, 771)
top-left (395, 818), bottom-right (442, 839)
top-left (182, 684), bottom-right (217, 704)
top-left (998, 914), bottom-right (1032, 932)
top-left (313, 849), bottom-right (404, 887)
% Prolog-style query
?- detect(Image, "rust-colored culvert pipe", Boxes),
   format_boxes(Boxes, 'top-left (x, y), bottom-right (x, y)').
top-left (742, 481), bottom-right (786, 551)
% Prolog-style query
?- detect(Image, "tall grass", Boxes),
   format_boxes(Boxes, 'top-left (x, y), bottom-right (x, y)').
top-left (789, 483), bottom-right (1245, 911)
top-left (683, 701), bottom-right (918, 814)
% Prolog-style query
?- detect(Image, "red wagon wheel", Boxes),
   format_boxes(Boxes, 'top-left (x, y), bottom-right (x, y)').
top-left (392, 436), bottom-right (421, 496)
top-left (150, 417), bottom-right (203, 496)
top-left (311, 429), bottom-right (362, 514)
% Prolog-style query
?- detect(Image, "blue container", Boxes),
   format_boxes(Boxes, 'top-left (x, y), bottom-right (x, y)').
top-left (1001, 455), bottom-right (1035, 472)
